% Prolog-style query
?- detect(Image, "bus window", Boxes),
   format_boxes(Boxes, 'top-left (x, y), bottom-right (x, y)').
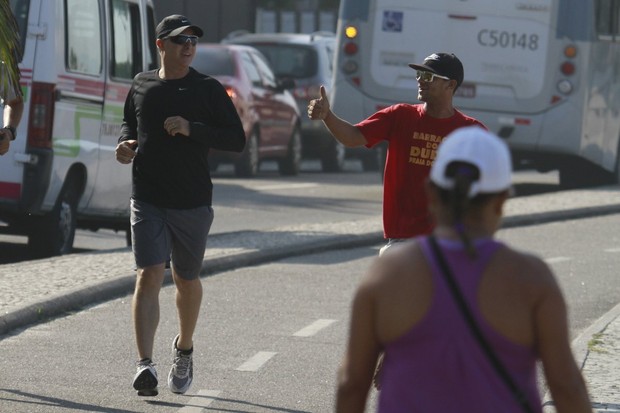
top-left (595, 0), bottom-right (620, 40)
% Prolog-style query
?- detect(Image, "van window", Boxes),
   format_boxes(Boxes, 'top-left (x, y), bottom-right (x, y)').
top-left (66, 0), bottom-right (103, 75)
top-left (147, 6), bottom-right (158, 70)
top-left (9, 0), bottom-right (29, 60)
top-left (110, 0), bottom-right (142, 79)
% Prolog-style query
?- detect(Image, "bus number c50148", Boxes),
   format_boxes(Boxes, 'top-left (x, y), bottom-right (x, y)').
top-left (477, 30), bottom-right (539, 50)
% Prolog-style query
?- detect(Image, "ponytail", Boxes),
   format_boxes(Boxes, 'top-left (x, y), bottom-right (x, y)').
top-left (444, 162), bottom-right (480, 258)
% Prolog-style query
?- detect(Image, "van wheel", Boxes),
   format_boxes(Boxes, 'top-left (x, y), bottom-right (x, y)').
top-left (321, 141), bottom-right (345, 172)
top-left (279, 126), bottom-right (301, 176)
top-left (28, 181), bottom-right (79, 257)
top-left (235, 130), bottom-right (259, 177)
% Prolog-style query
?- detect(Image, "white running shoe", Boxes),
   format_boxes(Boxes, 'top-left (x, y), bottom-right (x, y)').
top-left (168, 335), bottom-right (193, 394)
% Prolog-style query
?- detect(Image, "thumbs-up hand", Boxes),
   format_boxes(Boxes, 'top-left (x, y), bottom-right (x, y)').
top-left (307, 85), bottom-right (331, 121)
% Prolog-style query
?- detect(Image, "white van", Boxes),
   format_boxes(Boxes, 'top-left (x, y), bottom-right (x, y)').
top-left (0, 0), bottom-right (158, 256)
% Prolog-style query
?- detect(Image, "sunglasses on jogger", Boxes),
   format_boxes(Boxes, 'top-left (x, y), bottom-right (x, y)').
top-left (416, 70), bottom-right (450, 83)
top-left (166, 34), bottom-right (198, 46)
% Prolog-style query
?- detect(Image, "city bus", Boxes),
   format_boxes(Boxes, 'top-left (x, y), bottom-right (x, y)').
top-left (331, 0), bottom-right (620, 188)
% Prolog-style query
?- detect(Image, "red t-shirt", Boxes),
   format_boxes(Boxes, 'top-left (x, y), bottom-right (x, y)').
top-left (357, 104), bottom-right (485, 239)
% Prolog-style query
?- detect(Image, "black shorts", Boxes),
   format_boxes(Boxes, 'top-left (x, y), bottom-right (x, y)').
top-left (130, 198), bottom-right (214, 280)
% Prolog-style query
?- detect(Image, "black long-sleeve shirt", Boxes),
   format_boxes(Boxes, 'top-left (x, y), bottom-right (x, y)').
top-left (119, 68), bottom-right (245, 208)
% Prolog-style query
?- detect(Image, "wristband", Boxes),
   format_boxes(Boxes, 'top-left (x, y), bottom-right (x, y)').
top-left (3, 126), bottom-right (16, 141)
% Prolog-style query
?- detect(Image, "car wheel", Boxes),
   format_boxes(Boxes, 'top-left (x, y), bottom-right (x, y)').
top-left (235, 130), bottom-right (259, 177)
top-left (321, 140), bottom-right (345, 172)
top-left (279, 126), bottom-right (302, 176)
top-left (28, 179), bottom-right (79, 257)
top-left (361, 148), bottom-right (381, 171)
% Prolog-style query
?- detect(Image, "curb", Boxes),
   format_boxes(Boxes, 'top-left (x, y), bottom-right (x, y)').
top-left (542, 302), bottom-right (620, 412)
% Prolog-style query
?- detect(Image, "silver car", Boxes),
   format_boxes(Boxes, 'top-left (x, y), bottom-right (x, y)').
top-left (223, 32), bottom-right (345, 172)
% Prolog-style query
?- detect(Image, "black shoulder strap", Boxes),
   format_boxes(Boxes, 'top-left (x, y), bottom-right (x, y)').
top-left (428, 235), bottom-right (536, 413)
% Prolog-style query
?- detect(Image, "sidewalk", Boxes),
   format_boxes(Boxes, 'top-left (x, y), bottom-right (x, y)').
top-left (1, 185), bottom-right (619, 411)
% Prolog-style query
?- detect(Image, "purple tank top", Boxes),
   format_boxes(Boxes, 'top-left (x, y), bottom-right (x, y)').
top-left (377, 237), bottom-right (541, 413)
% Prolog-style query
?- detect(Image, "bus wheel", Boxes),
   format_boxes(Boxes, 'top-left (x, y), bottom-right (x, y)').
top-left (559, 158), bottom-right (614, 189)
top-left (28, 181), bottom-right (79, 257)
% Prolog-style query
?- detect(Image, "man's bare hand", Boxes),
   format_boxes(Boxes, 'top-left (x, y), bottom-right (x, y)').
top-left (307, 85), bottom-right (331, 121)
top-left (116, 140), bottom-right (138, 164)
top-left (164, 116), bottom-right (190, 137)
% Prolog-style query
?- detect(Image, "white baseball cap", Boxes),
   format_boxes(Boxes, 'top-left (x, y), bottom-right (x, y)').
top-left (430, 126), bottom-right (512, 198)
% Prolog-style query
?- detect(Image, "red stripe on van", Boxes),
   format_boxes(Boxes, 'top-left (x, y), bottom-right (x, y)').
top-left (18, 68), bottom-right (33, 76)
top-left (58, 75), bottom-right (105, 96)
top-left (105, 84), bottom-right (132, 103)
top-left (0, 182), bottom-right (21, 200)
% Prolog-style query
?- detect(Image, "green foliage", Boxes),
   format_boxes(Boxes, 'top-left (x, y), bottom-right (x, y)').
top-left (0, 0), bottom-right (22, 101)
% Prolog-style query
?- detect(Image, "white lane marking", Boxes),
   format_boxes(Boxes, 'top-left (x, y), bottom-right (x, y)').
top-left (604, 247), bottom-right (620, 253)
top-left (253, 183), bottom-right (319, 191)
top-left (177, 389), bottom-right (221, 413)
top-left (545, 256), bottom-right (572, 264)
top-left (293, 319), bottom-right (337, 337)
top-left (236, 351), bottom-right (277, 372)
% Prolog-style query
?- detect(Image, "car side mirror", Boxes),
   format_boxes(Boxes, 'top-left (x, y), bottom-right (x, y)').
top-left (275, 77), bottom-right (295, 92)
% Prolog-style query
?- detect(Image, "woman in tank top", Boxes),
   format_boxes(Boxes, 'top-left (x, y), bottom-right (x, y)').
top-left (335, 126), bottom-right (592, 413)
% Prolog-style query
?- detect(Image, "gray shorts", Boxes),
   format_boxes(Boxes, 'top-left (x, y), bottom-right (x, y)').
top-left (130, 198), bottom-right (214, 280)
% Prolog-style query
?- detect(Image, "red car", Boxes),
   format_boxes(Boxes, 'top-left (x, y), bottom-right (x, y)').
top-left (193, 44), bottom-right (302, 177)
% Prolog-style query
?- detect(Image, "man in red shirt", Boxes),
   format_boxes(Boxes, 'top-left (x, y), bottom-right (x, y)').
top-left (308, 53), bottom-right (485, 254)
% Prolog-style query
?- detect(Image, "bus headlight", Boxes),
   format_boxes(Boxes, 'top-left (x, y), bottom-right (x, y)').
top-left (557, 79), bottom-right (573, 95)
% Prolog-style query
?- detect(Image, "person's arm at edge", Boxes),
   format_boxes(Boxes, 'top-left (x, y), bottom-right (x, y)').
top-left (0, 95), bottom-right (24, 155)
top-left (336, 261), bottom-right (382, 412)
top-left (533, 256), bottom-right (593, 412)
top-left (308, 85), bottom-right (367, 148)
top-left (3, 95), bottom-right (24, 132)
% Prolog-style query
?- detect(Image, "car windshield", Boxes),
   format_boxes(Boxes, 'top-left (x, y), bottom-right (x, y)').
top-left (193, 48), bottom-right (235, 76)
top-left (246, 44), bottom-right (317, 79)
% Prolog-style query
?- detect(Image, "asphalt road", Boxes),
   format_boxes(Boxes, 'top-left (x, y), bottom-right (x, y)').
top-left (0, 212), bottom-right (617, 412)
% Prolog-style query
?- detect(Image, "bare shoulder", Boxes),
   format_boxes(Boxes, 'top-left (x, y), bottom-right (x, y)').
top-left (358, 239), bottom-right (427, 294)
top-left (494, 244), bottom-right (557, 288)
